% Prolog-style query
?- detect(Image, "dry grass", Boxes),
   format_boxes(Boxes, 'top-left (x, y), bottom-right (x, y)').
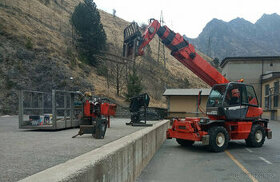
top-left (100, 9), bottom-right (209, 89)
top-left (0, 0), bottom-right (86, 58)
top-left (0, 0), bottom-right (209, 108)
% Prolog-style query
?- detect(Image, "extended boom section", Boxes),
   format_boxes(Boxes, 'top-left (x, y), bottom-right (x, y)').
top-left (127, 19), bottom-right (229, 87)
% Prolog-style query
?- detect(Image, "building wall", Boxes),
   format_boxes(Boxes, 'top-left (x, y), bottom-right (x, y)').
top-left (262, 78), bottom-right (280, 120)
top-left (168, 95), bottom-right (208, 118)
top-left (222, 59), bottom-right (280, 105)
top-left (262, 109), bottom-right (280, 121)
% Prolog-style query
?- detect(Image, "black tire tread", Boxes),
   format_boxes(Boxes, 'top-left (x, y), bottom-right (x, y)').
top-left (176, 138), bottom-right (195, 147)
top-left (245, 124), bottom-right (265, 147)
top-left (208, 126), bottom-right (229, 152)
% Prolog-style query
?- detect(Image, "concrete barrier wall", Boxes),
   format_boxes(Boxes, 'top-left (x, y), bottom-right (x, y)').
top-left (115, 106), bottom-right (167, 120)
top-left (20, 120), bottom-right (169, 182)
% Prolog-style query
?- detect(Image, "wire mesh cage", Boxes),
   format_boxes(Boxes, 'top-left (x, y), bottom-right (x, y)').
top-left (19, 90), bottom-right (83, 130)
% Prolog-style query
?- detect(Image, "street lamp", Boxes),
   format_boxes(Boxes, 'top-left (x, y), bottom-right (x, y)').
top-left (69, 77), bottom-right (74, 91)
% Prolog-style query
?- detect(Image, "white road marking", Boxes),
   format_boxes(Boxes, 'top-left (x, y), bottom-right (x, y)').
top-left (259, 157), bottom-right (272, 164)
top-left (245, 148), bottom-right (253, 153)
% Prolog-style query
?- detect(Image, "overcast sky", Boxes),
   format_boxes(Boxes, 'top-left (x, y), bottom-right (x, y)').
top-left (94, 0), bottom-right (280, 38)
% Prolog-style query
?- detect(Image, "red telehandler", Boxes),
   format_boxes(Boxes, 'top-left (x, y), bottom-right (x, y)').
top-left (123, 19), bottom-right (272, 152)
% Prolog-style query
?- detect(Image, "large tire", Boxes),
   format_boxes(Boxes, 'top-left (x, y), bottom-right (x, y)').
top-left (245, 124), bottom-right (265, 147)
top-left (176, 138), bottom-right (195, 147)
top-left (208, 126), bottom-right (229, 152)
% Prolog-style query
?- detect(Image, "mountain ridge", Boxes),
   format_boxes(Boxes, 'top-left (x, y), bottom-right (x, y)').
top-left (188, 13), bottom-right (280, 60)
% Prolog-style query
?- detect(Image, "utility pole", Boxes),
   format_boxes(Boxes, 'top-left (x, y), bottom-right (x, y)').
top-left (157, 11), bottom-right (165, 63)
top-left (157, 11), bottom-right (167, 89)
top-left (207, 36), bottom-right (211, 58)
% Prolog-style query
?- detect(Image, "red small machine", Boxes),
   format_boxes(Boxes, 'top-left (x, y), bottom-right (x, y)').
top-left (73, 93), bottom-right (116, 139)
top-left (123, 19), bottom-right (272, 152)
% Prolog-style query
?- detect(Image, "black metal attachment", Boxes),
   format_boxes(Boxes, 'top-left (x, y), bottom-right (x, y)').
top-left (126, 93), bottom-right (153, 127)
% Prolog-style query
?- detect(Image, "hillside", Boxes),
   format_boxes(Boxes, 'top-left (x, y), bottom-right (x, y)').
top-left (0, 0), bottom-right (208, 114)
top-left (189, 13), bottom-right (280, 60)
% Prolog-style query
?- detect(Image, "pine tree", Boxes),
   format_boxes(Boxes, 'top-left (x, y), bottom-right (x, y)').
top-left (126, 71), bottom-right (143, 100)
top-left (212, 58), bottom-right (220, 68)
top-left (72, 0), bottom-right (106, 66)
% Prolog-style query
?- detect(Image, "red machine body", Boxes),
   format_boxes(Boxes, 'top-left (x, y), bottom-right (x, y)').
top-left (73, 97), bottom-right (117, 139)
top-left (83, 100), bottom-right (116, 118)
top-left (83, 100), bottom-right (116, 128)
top-left (124, 19), bottom-right (272, 151)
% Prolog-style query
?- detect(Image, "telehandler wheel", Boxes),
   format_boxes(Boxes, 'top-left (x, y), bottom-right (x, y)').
top-left (208, 126), bottom-right (229, 152)
top-left (176, 139), bottom-right (195, 147)
top-left (245, 124), bottom-right (265, 147)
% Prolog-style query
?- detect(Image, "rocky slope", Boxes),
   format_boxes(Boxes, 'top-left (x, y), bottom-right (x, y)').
top-left (0, 0), bottom-right (209, 114)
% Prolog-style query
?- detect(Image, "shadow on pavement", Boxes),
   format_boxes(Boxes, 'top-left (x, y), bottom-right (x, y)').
top-left (170, 141), bottom-right (247, 153)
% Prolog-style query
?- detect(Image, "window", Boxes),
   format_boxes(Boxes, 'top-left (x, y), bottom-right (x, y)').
top-left (265, 84), bottom-right (269, 96)
top-left (274, 82), bottom-right (279, 108)
top-left (207, 85), bottom-right (226, 107)
top-left (246, 85), bottom-right (258, 106)
top-left (274, 95), bottom-right (279, 108)
top-left (241, 86), bottom-right (248, 104)
top-left (265, 97), bottom-right (269, 109)
top-left (269, 96), bottom-right (272, 109)
top-left (274, 81), bottom-right (279, 94)
top-left (224, 84), bottom-right (243, 106)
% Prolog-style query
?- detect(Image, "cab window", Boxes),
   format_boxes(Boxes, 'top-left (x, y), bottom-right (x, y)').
top-left (245, 85), bottom-right (258, 106)
top-left (224, 84), bottom-right (242, 106)
top-left (207, 85), bottom-right (226, 107)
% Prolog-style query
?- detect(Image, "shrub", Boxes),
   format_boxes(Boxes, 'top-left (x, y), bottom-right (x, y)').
top-left (25, 37), bottom-right (33, 50)
top-left (96, 64), bottom-right (108, 76)
top-left (125, 70), bottom-right (143, 100)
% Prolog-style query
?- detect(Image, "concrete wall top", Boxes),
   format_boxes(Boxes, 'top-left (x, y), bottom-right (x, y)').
top-left (19, 120), bottom-right (170, 182)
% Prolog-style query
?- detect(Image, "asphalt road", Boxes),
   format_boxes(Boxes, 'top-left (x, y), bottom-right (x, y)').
top-left (137, 120), bottom-right (280, 182)
top-left (0, 115), bottom-right (158, 182)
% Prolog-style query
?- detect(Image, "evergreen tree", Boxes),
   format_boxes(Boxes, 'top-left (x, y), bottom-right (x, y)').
top-left (72, 0), bottom-right (106, 66)
top-left (212, 58), bottom-right (220, 68)
top-left (126, 71), bottom-right (143, 100)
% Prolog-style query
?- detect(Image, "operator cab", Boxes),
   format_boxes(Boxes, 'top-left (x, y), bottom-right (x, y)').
top-left (206, 82), bottom-right (260, 120)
